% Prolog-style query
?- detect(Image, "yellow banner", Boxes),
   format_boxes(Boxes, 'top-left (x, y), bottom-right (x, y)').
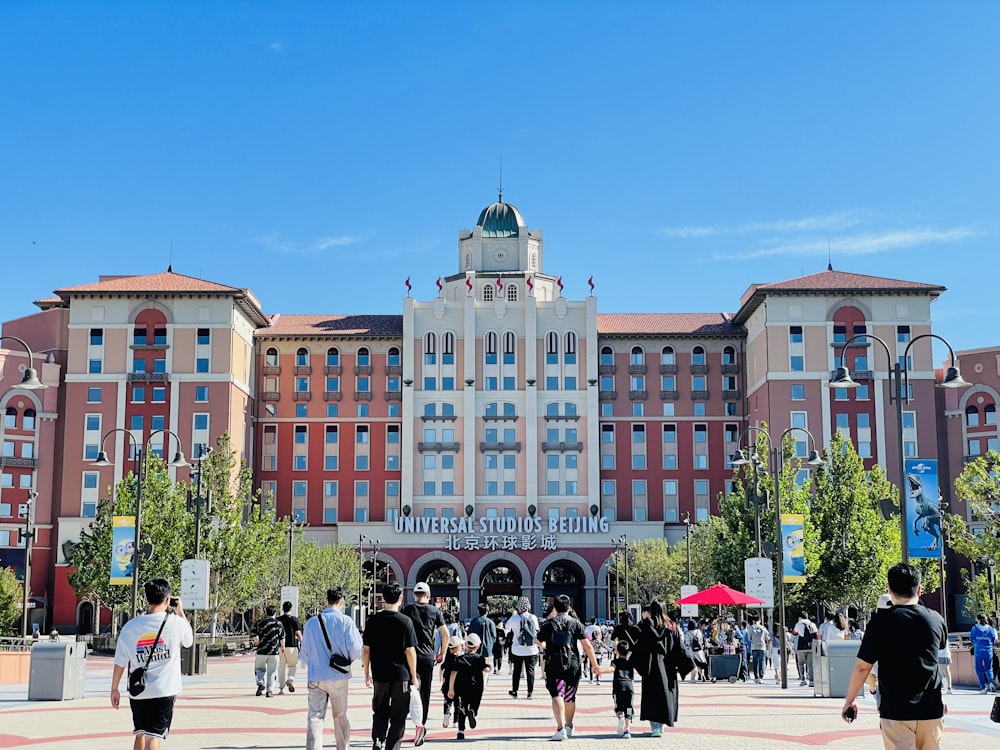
top-left (110, 516), bottom-right (136, 586)
top-left (781, 513), bottom-right (806, 583)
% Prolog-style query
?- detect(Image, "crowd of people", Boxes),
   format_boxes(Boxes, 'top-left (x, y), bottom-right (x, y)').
top-left (109, 563), bottom-right (980, 750)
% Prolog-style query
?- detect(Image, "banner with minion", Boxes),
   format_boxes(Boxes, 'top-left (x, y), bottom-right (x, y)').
top-left (110, 516), bottom-right (136, 585)
top-left (781, 513), bottom-right (806, 583)
top-left (905, 459), bottom-right (942, 560)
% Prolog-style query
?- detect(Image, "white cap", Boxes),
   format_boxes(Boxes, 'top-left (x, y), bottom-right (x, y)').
top-left (465, 633), bottom-right (482, 648)
top-left (877, 594), bottom-right (893, 610)
top-left (414, 582), bottom-right (430, 595)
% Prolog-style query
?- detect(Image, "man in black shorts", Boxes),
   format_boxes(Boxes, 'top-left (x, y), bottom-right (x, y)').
top-left (401, 581), bottom-right (448, 742)
top-left (111, 579), bottom-right (194, 749)
top-left (536, 595), bottom-right (599, 741)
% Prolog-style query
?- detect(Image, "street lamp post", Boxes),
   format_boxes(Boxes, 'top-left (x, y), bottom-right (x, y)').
top-left (186, 445), bottom-right (212, 636)
top-left (0, 335), bottom-right (48, 391)
top-left (683, 512), bottom-right (693, 586)
top-left (617, 533), bottom-right (629, 612)
top-left (357, 535), bottom-right (366, 618)
top-left (830, 333), bottom-right (970, 563)
top-left (731, 426), bottom-right (825, 690)
top-left (286, 517), bottom-right (296, 586)
top-left (94, 429), bottom-right (189, 618)
top-left (371, 539), bottom-right (381, 610)
top-left (18, 491), bottom-right (38, 637)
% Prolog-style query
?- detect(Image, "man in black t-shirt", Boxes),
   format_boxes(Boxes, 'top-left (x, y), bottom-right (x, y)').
top-left (841, 563), bottom-right (947, 749)
top-left (536, 595), bottom-right (599, 741)
top-left (253, 606), bottom-right (285, 697)
top-left (401, 581), bottom-right (448, 736)
top-left (364, 581), bottom-right (418, 750)
top-left (276, 600), bottom-right (302, 694)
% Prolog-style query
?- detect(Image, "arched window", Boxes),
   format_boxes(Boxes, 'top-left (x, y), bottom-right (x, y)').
top-left (630, 346), bottom-right (644, 365)
top-left (692, 346), bottom-right (706, 365)
top-left (424, 403), bottom-right (437, 417)
top-left (23, 409), bottom-right (36, 430)
top-left (502, 332), bottom-right (516, 365)
top-left (723, 346), bottom-right (736, 365)
top-left (506, 284), bottom-right (518, 302)
top-left (465, 254), bottom-right (472, 270)
top-left (485, 332), bottom-right (498, 365)
top-left (564, 332), bottom-right (577, 364)
top-left (265, 348), bottom-right (279, 366)
top-left (986, 404), bottom-right (997, 426)
top-left (442, 333), bottom-right (455, 355)
top-left (424, 333), bottom-right (437, 365)
top-left (966, 405), bottom-right (980, 427)
top-left (327, 347), bottom-right (340, 366)
top-left (661, 346), bottom-right (675, 365)
top-left (387, 347), bottom-right (400, 366)
top-left (3, 407), bottom-right (15, 429)
top-left (600, 346), bottom-right (614, 366)
top-left (296, 347), bottom-right (309, 366)
top-left (565, 402), bottom-right (577, 416)
top-left (357, 347), bottom-right (370, 366)
top-left (483, 284), bottom-right (494, 302)
top-left (546, 332), bottom-right (559, 365)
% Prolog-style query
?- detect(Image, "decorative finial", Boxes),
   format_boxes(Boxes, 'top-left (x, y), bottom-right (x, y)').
top-left (827, 237), bottom-right (833, 271)
top-left (498, 157), bottom-right (503, 203)
top-left (167, 263), bottom-right (173, 273)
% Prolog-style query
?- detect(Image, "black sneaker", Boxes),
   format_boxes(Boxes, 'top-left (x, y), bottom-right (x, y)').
top-left (457, 732), bottom-right (465, 741)
top-left (467, 708), bottom-right (477, 729)
top-left (508, 690), bottom-right (518, 699)
top-left (256, 684), bottom-right (264, 696)
top-left (526, 693), bottom-right (533, 701)
top-left (373, 741), bottom-right (384, 750)
top-left (286, 680), bottom-right (295, 693)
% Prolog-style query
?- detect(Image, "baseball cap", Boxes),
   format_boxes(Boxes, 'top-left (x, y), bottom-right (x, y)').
top-left (465, 633), bottom-right (482, 648)
top-left (449, 636), bottom-right (465, 649)
top-left (876, 594), bottom-right (893, 610)
top-left (414, 582), bottom-right (430, 595)
top-left (516, 596), bottom-right (530, 613)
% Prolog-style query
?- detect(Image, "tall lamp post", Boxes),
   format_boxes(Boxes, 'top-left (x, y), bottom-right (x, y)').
top-left (94, 428), bottom-right (189, 618)
top-left (356, 535), bottom-right (367, 617)
top-left (683, 512), bottom-right (693, 586)
top-left (731, 426), bottom-right (825, 690)
top-left (829, 333), bottom-right (970, 563)
top-left (370, 539), bottom-right (382, 611)
top-left (286, 517), bottom-right (296, 586)
top-left (617, 533), bottom-right (629, 612)
top-left (187, 445), bottom-right (212, 636)
top-left (0, 335), bottom-right (47, 638)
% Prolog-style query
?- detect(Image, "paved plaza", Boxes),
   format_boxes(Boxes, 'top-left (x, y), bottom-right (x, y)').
top-left (2, 653), bottom-right (1000, 749)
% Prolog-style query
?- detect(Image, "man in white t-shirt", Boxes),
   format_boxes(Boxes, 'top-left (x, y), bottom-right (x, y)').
top-left (111, 579), bottom-right (194, 748)
top-left (506, 597), bottom-right (540, 700)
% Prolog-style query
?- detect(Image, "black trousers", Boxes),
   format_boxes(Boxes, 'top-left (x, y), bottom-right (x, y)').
top-left (415, 657), bottom-right (434, 725)
top-left (511, 653), bottom-right (535, 696)
top-left (455, 685), bottom-right (484, 731)
top-left (372, 680), bottom-right (410, 750)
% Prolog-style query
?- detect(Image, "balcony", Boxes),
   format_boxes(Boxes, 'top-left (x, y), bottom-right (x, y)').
top-left (541, 441), bottom-right (584, 452)
top-left (830, 340), bottom-right (871, 348)
top-left (385, 391), bottom-right (402, 401)
top-left (628, 364), bottom-right (647, 375)
top-left (324, 365), bottom-right (342, 375)
top-left (323, 391), bottom-right (342, 401)
top-left (543, 414), bottom-right (581, 421)
top-left (0, 457), bottom-right (37, 469)
top-left (127, 372), bottom-right (170, 382)
top-left (479, 441), bottom-right (522, 452)
top-left (263, 365), bottom-right (281, 375)
top-left (295, 365), bottom-right (312, 375)
top-left (418, 442), bottom-right (461, 452)
top-left (293, 392), bottom-right (312, 401)
top-left (722, 390), bottom-right (741, 401)
top-left (721, 363), bottom-right (739, 375)
top-left (829, 369), bottom-right (874, 381)
top-left (385, 365), bottom-right (403, 375)
top-left (130, 343), bottom-right (170, 351)
top-left (354, 391), bottom-right (373, 401)
top-left (599, 390), bottom-right (618, 401)
top-left (629, 390), bottom-right (648, 401)
top-left (421, 414), bottom-right (458, 422)
top-left (355, 365), bottom-right (373, 375)
top-left (262, 391), bottom-right (280, 402)
top-left (690, 364), bottom-right (709, 375)
top-left (598, 364), bottom-right (617, 375)
top-left (660, 390), bottom-right (679, 400)
top-left (691, 390), bottom-right (710, 400)
top-left (659, 364), bottom-right (678, 374)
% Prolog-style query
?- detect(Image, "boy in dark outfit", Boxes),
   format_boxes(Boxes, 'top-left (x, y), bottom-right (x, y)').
top-left (440, 635), bottom-right (464, 728)
top-left (446, 633), bottom-right (491, 740)
top-left (598, 641), bottom-right (635, 737)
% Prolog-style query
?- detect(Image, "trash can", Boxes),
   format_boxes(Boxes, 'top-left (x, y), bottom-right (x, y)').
top-left (709, 653), bottom-right (742, 683)
top-left (826, 639), bottom-right (861, 697)
top-left (812, 640), bottom-right (829, 697)
top-left (181, 643), bottom-right (208, 675)
top-left (28, 641), bottom-right (87, 700)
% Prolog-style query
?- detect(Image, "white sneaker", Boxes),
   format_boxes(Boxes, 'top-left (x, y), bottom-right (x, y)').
top-left (617, 717), bottom-right (626, 736)
top-left (947, 687), bottom-right (953, 694)
top-left (565, 725), bottom-right (574, 738)
top-left (550, 729), bottom-right (567, 741)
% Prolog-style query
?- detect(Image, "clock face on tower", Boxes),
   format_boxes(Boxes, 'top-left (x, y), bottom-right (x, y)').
top-left (493, 248), bottom-right (507, 262)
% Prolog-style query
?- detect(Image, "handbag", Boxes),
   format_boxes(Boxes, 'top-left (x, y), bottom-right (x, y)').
top-left (991, 696), bottom-right (1000, 724)
top-left (127, 613), bottom-right (170, 697)
top-left (318, 612), bottom-right (352, 673)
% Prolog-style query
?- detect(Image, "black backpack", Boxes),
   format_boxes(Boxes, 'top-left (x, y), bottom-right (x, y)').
top-left (517, 613), bottom-right (538, 647)
top-left (797, 623), bottom-right (816, 649)
top-left (546, 616), bottom-right (577, 675)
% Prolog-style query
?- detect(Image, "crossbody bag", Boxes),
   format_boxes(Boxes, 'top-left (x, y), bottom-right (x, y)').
top-left (127, 613), bottom-right (170, 696)
top-left (318, 613), bottom-right (352, 673)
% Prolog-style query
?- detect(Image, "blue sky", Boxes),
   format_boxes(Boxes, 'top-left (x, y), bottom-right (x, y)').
top-left (1, 2), bottom-right (997, 357)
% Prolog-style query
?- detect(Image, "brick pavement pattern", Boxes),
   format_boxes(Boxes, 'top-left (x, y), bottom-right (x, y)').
top-left (2, 654), bottom-right (999, 749)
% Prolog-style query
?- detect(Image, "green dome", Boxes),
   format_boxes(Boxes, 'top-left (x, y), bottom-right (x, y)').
top-left (476, 201), bottom-right (524, 238)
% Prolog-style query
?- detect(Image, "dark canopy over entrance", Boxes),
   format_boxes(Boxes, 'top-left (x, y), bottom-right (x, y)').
top-left (542, 561), bottom-right (586, 620)
top-left (479, 561), bottom-right (522, 616)
top-left (417, 560), bottom-right (460, 616)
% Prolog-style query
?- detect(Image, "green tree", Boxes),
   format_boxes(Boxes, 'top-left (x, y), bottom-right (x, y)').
top-left (0, 566), bottom-right (23, 635)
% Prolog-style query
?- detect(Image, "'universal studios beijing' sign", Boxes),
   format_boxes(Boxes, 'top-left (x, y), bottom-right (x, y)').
top-left (393, 514), bottom-right (611, 536)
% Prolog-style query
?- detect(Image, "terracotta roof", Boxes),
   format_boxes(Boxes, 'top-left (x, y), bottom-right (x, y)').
top-left (55, 271), bottom-right (241, 295)
top-left (734, 269), bottom-right (945, 323)
top-left (598, 313), bottom-right (741, 337)
top-left (32, 297), bottom-right (65, 310)
top-left (258, 314), bottom-right (404, 338)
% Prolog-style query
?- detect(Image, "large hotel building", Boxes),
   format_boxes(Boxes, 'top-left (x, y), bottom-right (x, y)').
top-left (0, 197), bottom-right (991, 632)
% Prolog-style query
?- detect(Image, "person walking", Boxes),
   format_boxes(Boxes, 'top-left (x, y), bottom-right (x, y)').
top-left (630, 600), bottom-right (693, 736)
top-left (445, 633), bottom-right (491, 740)
top-left (364, 581), bottom-right (419, 750)
top-left (970, 613), bottom-right (997, 693)
top-left (253, 605), bottom-right (285, 697)
top-left (535, 595), bottom-right (599, 741)
top-left (840, 563), bottom-right (948, 749)
top-left (300, 587), bottom-right (363, 750)
top-left (747, 615), bottom-right (770, 683)
top-left (277, 600), bottom-right (302, 695)
top-left (491, 623), bottom-right (505, 674)
top-left (597, 641), bottom-right (636, 738)
top-left (401, 581), bottom-right (448, 738)
top-left (507, 597), bottom-right (540, 700)
top-left (110, 579), bottom-right (194, 749)
top-left (466, 603), bottom-right (497, 666)
top-left (792, 611), bottom-right (817, 686)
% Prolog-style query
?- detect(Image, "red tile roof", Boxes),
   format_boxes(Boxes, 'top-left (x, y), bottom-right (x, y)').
top-left (597, 313), bottom-right (741, 337)
top-left (55, 271), bottom-right (242, 295)
top-left (735, 269), bottom-right (945, 323)
top-left (258, 314), bottom-right (404, 338)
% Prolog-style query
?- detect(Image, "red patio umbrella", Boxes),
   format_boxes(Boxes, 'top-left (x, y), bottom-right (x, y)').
top-left (675, 583), bottom-right (765, 606)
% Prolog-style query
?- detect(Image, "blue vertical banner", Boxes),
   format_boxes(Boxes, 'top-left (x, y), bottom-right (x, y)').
top-left (905, 459), bottom-right (942, 559)
top-left (110, 516), bottom-right (136, 585)
top-left (781, 513), bottom-right (806, 583)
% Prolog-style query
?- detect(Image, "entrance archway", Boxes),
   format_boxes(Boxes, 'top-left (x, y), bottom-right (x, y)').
top-left (363, 557), bottom-right (398, 612)
top-left (479, 561), bottom-right (522, 616)
top-left (416, 560), bottom-right (461, 616)
top-left (541, 560), bottom-right (587, 620)
top-left (77, 601), bottom-right (95, 635)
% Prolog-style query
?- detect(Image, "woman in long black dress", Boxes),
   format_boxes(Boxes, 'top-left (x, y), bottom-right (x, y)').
top-left (631, 600), bottom-right (693, 736)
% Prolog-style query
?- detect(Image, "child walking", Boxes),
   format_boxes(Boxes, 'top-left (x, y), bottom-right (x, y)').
top-left (447, 633), bottom-right (491, 740)
top-left (440, 635), bottom-right (465, 727)
top-left (598, 641), bottom-right (635, 738)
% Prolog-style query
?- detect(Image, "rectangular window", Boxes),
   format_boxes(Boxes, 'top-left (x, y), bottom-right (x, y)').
top-left (153, 358), bottom-right (166, 373)
top-left (88, 359), bottom-right (102, 374)
top-left (326, 404), bottom-right (339, 417)
top-left (152, 387), bottom-right (166, 402)
top-left (90, 328), bottom-right (103, 345)
top-left (132, 386), bottom-right (145, 403)
top-left (130, 415), bottom-right (143, 431)
top-left (197, 328), bottom-right (210, 345)
top-left (87, 386), bottom-right (102, 402)
top-left (789, 326), bottom-right (803, 343)
top-left (195, 385), bottom-right (209, 402)
top-left (194, 414), bottom-right (209, 430)
top-left (196, 358), bottom-right (209, 373)
top-left (791, 384), bottom-right (805, 400)
top-left (790, 356), bottom-right (804, 371)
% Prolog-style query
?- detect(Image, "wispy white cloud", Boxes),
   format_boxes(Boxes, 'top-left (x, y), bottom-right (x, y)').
top-left (270, 42), bottom-right (285, 53)
top-left (659, 211), bottom-right (868, 239)
top-left (255, 231), bottom-right (361, 255)
top-left (713, 227), bottom-right (981, 261)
